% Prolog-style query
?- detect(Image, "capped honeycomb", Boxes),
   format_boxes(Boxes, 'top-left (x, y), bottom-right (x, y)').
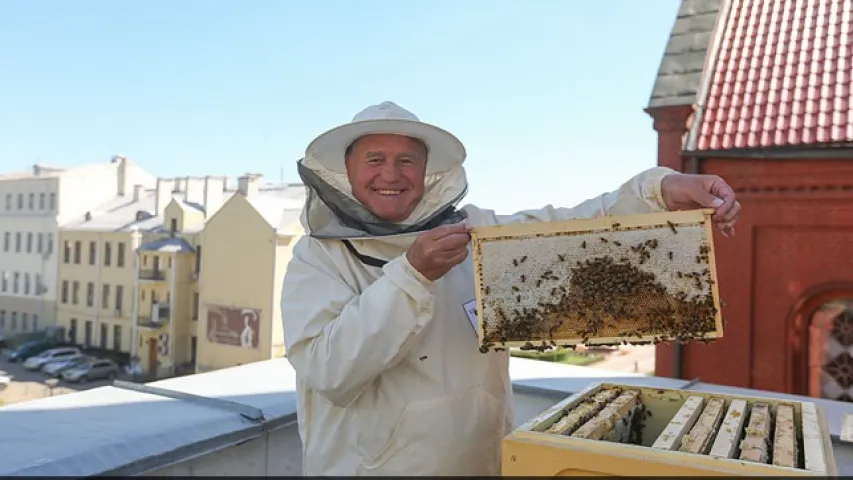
top-left (506, 383), bottom-right (836, 476)
top-left (470, 209), bottom-right (723, 351)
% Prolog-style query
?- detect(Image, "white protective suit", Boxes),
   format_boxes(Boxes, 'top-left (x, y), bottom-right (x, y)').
top-left (280, 157), bottom-right (677, 476)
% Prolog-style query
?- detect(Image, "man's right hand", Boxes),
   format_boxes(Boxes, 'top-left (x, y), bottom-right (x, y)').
top-left (406, 222), bottom-right (473, 281)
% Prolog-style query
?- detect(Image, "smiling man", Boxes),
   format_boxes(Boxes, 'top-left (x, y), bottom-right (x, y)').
top-left (281, 101), bottom-right (740, 476)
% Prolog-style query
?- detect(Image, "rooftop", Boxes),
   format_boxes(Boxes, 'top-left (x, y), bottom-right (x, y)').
top-left (690, 0), bottom-right (853, 152)
top-left (4, 356), bottom-right (853, 476)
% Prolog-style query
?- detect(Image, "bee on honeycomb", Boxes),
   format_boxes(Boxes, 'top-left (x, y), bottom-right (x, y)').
top-left (472, 211), bottom-right (722, 352)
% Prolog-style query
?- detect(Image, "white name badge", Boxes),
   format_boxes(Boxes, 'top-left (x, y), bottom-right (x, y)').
top-left (463, 299), bottom-right (479, 335)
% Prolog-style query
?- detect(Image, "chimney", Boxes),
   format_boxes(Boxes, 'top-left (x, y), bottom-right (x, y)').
top-left (113, 155), bottom-right (128, 196)
top-left (154, 178), bottom-right (175, 216)
top-left (185, 177), bottom-right (205, 205)
top-left (237, 174), bottom-right (261, 198)
top-left (133, 184), bottom-right (145, 202)
top-left (203, 176), bottom-right (226, 218)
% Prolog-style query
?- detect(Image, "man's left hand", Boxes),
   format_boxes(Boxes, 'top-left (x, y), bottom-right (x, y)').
top-left (660, 173), bottom-right (741, 237)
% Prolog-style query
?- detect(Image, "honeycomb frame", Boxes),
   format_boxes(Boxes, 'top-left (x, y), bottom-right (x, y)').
top-left (470, 209), bottom-right (723, 351)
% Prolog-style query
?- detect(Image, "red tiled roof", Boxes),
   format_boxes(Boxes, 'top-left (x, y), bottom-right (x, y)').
top-left (695, 0), bottom-right (853, 151)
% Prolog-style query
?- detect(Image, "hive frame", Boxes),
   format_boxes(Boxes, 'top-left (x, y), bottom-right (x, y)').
top-left (470, 209), bottom-right (724, 350)
top-left (510, 382), bottom-right (837, 477)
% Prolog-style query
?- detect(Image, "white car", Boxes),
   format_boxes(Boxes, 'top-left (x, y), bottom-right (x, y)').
top-left (22, 346), bottom-right (81, 370)
top-left (42, 354), bottom-right (89, 376)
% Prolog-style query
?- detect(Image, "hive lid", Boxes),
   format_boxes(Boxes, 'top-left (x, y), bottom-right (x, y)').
top-left (470, 209), bottom-right (723, 352)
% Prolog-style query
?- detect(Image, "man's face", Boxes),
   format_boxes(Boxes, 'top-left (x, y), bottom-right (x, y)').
top-left (344, 134), bottom-right (427, 222)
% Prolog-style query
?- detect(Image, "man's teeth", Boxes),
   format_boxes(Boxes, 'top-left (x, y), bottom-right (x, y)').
top-left (376, 190), bottom-right (402, 195)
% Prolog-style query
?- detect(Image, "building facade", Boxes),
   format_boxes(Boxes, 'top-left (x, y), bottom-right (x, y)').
top-left (195, 175), bottom-right (304, 374)
top-left (0, 157), bottom-right (154, 337)
top-left (647, 0), bottom-right (853, 399)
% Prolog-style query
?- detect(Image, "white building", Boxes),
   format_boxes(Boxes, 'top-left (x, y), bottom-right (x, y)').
top-left (0, 156), bottom-right (156, 336)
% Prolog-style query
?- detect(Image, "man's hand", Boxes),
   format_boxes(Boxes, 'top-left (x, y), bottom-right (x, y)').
top-left (407, 222), bottom-right (473, 281)
top-left (661, 173), bottom-right (741, 237)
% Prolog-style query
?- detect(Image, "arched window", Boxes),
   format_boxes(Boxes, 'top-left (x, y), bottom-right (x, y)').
top-left (809, 299), bottom-right (853, 401)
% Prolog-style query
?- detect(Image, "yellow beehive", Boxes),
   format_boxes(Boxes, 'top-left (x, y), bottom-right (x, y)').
top-left (470, 209), bottom-right (723, 352)
top-left (502, 382), bottom-right (838, 477)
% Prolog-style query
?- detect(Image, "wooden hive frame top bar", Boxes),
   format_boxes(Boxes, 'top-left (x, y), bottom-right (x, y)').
top-left (470, 209), bottom-right (723, 351)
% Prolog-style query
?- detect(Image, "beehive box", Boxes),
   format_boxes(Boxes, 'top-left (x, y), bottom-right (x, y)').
top-left (471, 209), bottom-right (723, 352)
top-left (503, 382), bottom-right (837, 477)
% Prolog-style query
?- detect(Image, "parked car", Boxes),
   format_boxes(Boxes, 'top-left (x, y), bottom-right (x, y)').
top-left (61, 358), bottom-right (120, 383)
top-left (23, 347), bottom-right (82, 370)
top-left (42, 355), bottom-right (91, 377)
top-left (5, 340), bottom-right (59, 362)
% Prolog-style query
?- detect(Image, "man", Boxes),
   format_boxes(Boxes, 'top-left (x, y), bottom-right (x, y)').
top-left (281, 101), bottom-right (740, 476)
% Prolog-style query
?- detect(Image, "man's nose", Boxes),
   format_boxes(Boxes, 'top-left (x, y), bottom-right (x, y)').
top-left (379, 163), bottom-right (401, 181)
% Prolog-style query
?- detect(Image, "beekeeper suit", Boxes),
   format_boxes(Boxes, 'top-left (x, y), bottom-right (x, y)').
top-left (281, 101), bottom-right (740, 476)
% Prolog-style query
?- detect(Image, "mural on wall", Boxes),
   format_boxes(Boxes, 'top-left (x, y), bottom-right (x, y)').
top-left (205, 304), bottom-right (261, 349)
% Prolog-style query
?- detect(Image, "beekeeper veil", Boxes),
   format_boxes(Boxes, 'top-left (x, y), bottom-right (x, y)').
top-left (297, 101), bottom-right (470, 240)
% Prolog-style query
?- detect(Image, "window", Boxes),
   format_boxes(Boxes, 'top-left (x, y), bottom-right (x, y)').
top-left (113, 325), bottom-right (122, 351)
top-left (89, 241), bottom-right (96, 265)
top-left (39, 193), bottom-right (45, 210)
top-left (26, 233), bottom-right (32, 253)
top-left (0, 271), bottom-right (6, 292)
top-left (10, 312), bottom-right (17, 330)
top-left (2, 232), bottom-right (8, 251)
top-left (73, 241), bottom-right (81, 264)
top-left (23, 273), bottom-right (30, 295)
top-left (32, 314), bottom-right (38, 331)
top-left (22, 313), bottom-right (28, 331)
top-left (84, 320), bottom-right (93, 345)
top-left (170, 218), bottom-right (178, 234)
top-left (195, 245), bottom-right (202, 273)
top-left (4, 193), bottom-right (10, 210)
top-left (115, 285), bottom-right (124, 313)
top-left (69, 318), bottom-right (78, 343)
top-left (86, 282), bottom-right (94, 307)
top-left (102, 284), bottom-right (110, 309)
top-left (49, 193), bottom-right (56, 211)
top-left (117, 242), bottom-right (126, 267)
top-left (104, 242), bottom-right (112, 266)
top-left (192, 292), bottom-right (199, 319)
top-left (27, 193), bottom-right (34, 210)
top-left (35, 274), bottom-right (42, 295)
top-left (63, 240), bottom-right (71, 263)
top-left (61, 280), bottom-right (68, 303)
top-left (12, 272), bottom-right (19, 294)
top-left (46, 234), bottom-right (53, 254)
top-left (15, 232), bottom-right (21, 252)
top-left (0, 310), bottom-right (4, 328)
top-left (72, 281), bottom-right (79, 304)
top-left (100, 323), bottom-right (108, 349)
top-left (16, 193), bottom-right (22, 209)
top-left (37, 233), bottom-right (43, 253)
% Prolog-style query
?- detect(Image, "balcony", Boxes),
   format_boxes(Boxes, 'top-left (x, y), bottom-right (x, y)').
top-left (3, 357), bottom-right (853, 476)
top-left (137, 303), bottom-right (170, 328)
top-left (138, 269), bottom-right (166, 282)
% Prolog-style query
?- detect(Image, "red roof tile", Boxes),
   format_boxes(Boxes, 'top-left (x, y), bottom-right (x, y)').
top-left (695, 0), bottom-right (853, 151)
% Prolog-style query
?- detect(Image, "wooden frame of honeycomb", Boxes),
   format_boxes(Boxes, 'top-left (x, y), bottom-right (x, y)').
top-left (503, 382), bottom-right (837, 476)
top-left (470, 209), bottom-right (723, 352)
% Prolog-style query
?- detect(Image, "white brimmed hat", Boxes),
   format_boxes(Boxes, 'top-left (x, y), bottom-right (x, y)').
top-left (305, 101), bottom-right (467, 175)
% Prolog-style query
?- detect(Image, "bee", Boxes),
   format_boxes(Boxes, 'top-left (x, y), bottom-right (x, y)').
top-left (613, 241), bottom-right (622, 247)
top-left (581, 240), bottom-right (587, 249)
top-left (557, 254), bottom-right (565, 262)
top-left (612, 222), bottom-right (621, 228)
top-left (484, 286), bottom-right (491, 295)
top-left (520, 274), bottom-right (526, 283)
top-left (536, 279), bottom-right (542, 287)
top-left (666, 220), bottom-right (678, 234)
top-left (520, 255), bottom-right (528, 264)
top-left (600, 237), bottom-right (608, 243)
top-left (419, 355), bottom-right (428, 361)
top-left (668, 251), bottom-right (673, 260)
top-left (512, 258), bottom-right (518, 267)
top-left (511, 285), bottom-right (520, 292)
top-left (516, 294), bottom-right (521, 302)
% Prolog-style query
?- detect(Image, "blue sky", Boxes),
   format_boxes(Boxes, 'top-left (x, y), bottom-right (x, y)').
top-left (0, 0), bottom-right (680, 214)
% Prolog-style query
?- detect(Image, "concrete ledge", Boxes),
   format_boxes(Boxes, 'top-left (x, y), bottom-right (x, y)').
top-left (4, 356), bottom-right (853, 476)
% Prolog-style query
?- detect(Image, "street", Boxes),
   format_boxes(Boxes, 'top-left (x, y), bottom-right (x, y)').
top-left (0, 357), bottom-right (113, 406)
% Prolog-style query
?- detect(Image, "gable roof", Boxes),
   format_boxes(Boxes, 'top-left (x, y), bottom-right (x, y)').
top-left (687, 0), bottom-right (853, 153)
top-left (647, 0), bottom-right (725, 109)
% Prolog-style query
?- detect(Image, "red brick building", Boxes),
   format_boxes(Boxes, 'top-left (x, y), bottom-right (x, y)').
top-left (646, 0), bottom-right (853, 400)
